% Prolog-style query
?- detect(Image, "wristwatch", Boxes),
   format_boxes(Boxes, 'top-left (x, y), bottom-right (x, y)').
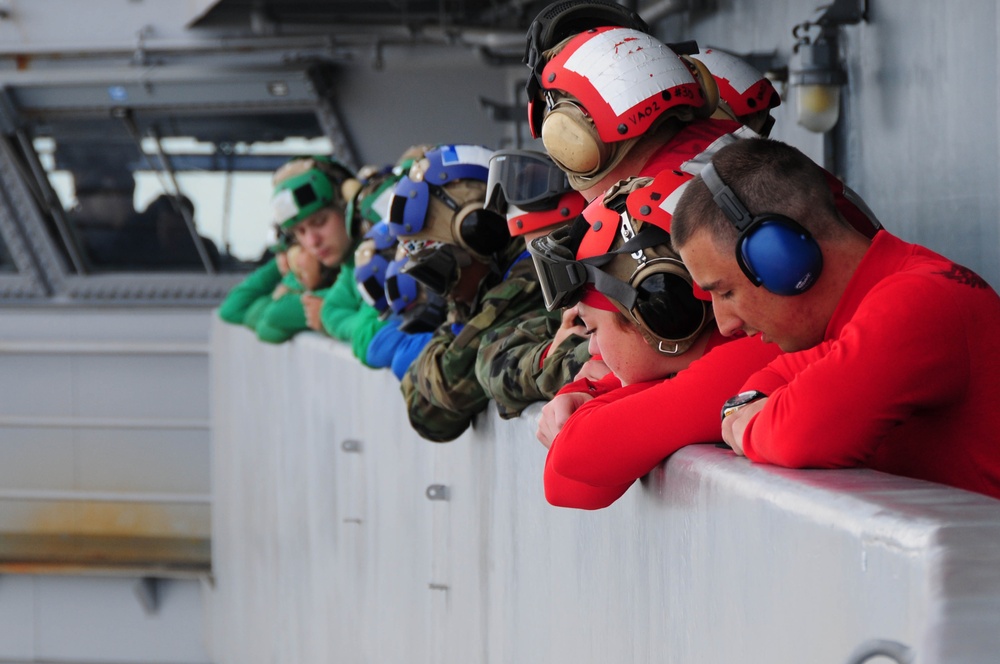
top-left (720, 390), bottom-right (767, 422)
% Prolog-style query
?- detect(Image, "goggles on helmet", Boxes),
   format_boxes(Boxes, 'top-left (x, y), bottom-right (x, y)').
top-left (529, 223), bottom-right (669, 313)
top-left (384, 256), bottom-right (448, 333)
top-left (485, 150), bottom-right (575, 214)
top-left (400, 243), bottom-right (470, 297)
top-left (530, 173), bottom-right (712, 354)
top-left (386, 144), bottom-right (493, 238)
top-left (530, 225), bottom-right (708, 354)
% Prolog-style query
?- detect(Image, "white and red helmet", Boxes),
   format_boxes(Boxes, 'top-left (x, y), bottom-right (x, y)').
top-left (528, 27), bottom-right (713, 144)
top-left (696, 47), bottom-right (781, 131)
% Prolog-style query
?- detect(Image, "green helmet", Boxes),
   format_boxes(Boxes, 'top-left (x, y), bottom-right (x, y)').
top-left (271, 156), bottom-right (356, 231)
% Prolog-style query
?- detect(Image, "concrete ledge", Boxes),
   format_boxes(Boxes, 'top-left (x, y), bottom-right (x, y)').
top-left (209, 321), bottom-right (1000, 664)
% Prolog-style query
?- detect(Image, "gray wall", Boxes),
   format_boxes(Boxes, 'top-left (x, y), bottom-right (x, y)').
top-left (210, 322), bottom-right (1000, 664)
top-left (336, 46), bottom-right (519, 167)
top-left (652, 0), bottom-right (1000, 289)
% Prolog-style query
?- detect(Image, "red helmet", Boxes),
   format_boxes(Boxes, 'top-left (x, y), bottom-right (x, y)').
top-left (568, 173), bottom-right (713, 354)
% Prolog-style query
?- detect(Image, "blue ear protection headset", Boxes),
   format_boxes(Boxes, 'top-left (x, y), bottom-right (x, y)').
top-left (699, 161), bottom-right (823, 296)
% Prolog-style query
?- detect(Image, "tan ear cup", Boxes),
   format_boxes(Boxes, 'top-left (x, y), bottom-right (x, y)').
top-left (682, 56), bottom-right (720, 119)
top-left (341, 178), bottom-right (362, 206)
top-left (541, 107), bottom-right (611, 177)
top-left (452, 201), bottom-right (489, 259)
top-left (711, 98), bottom-right (739, 123)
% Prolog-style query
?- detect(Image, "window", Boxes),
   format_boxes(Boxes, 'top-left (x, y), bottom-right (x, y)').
top-left (31, 114), bottom-right (331, 274)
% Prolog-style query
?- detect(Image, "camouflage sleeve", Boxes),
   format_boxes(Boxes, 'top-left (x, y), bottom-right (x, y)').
top-left (400, 275), bottom-right (545, 442)
top-left (475, 309), bottom-right (590, 419)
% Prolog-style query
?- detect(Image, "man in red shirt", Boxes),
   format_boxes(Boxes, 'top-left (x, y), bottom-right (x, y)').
top-left (671, 137), bottom-right (1000, 500)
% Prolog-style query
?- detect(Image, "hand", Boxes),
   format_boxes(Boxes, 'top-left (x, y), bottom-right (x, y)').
top-left (550, 306), bottom-right (588, 353)
top-left (721, 397), bottom-right (767, 456)
top-left (301, 294), bottom-right (324, 331)
top-left (276, 251), bottom-right (290, 275)
top-left (536, 391), bottom-right (594, 449)
top-left (574, 357), bottom-right (611, 382)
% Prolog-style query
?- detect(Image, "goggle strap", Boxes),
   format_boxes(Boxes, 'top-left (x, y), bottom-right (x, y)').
top-left (430, 184), bottom-right (461, 212)
top-left (608, 225), bottom-right (671, 256)
top-left (585, 267), bottom-right (637, 310)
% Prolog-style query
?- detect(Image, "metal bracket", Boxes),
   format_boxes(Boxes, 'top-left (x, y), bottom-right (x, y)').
top-left (844, 639), bottom-right (914, 664)
top-left (425, 484), bottom-right (449, 501)
top-left (133, 576), bottom-right (162, 615)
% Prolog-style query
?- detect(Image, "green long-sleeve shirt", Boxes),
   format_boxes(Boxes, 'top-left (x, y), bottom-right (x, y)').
top-left (218, 257), bottom-right (329, 344)
top-left (319, 264), bottom-right (389, 366)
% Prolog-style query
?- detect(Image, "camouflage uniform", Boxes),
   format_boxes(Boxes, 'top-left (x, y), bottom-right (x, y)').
top-left (475, 310), bottom-right (590, 419)
top-left (400, 244), bottom-right (544, 442)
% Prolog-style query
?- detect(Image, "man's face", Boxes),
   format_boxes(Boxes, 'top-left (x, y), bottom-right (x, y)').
top-left (678, 229), bottom-right (826, 352)
top-left (292, 209), bottom-right (349, 267)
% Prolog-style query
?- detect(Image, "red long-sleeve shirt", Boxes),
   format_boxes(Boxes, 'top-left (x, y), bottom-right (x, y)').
top-left (544, 332), bottom-right (781, 509)
top-left (741, 232), bottom-right (1000, 500)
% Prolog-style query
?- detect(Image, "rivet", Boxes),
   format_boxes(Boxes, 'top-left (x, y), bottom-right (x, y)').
top-left (560, 207), bottom-right (570, 216)
top-left (747, 98), bottom-right (757, 108)
top-left (617, 123), bottom-right (628, 135)
top-left (516, 220), bottom-right (524, 228)
top-left (662, 90), bottom-right (672, 101)
top-left (593, 220), bottom-right (603, 231)
top-left (640, 205), bottom-right (651, 215)
top-left (649, 192), bottom-right (662, 201)
top-left (548, 72), bottom-right (556, 82)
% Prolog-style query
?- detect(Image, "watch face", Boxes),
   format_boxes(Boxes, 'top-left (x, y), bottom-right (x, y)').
top-left (720, 390), bottom-right (766, 421)
top-left (729, 390), bottom-right (763, 407)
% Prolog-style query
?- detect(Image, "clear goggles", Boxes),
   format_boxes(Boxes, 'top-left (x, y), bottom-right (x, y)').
top-left (484, 149), bottom-right (574, 214)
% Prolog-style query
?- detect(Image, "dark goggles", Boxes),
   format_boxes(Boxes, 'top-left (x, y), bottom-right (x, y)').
top-left (485, 150), bottom-right (573, 214)
top-left (399, 290), bottom-right (448, 334)
top-left (400, 245), bottom-right (461, 297)
top-left (626, 260), bottom-right (709, 351)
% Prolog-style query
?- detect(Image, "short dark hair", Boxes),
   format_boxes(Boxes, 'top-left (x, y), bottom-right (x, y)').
top-left (672, 138), bottom-right (840, 252)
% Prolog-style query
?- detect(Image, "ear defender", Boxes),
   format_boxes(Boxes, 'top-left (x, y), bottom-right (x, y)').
top-left (454, 204), bottom-right (511, 257)
top-left (700, 161), bottom-right (823, 296)
top-left (540, 104), bottom-right (610, 176)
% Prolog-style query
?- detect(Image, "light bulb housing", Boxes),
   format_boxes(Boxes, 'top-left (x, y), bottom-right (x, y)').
top-left (789, 39), bottom-right (847, 133)
top-left (788, 0), bottom-right (866, 133)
